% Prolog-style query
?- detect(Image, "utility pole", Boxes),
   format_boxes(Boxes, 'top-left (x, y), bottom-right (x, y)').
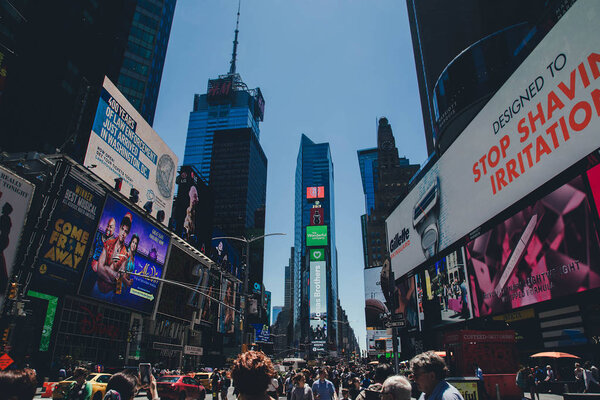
top-left (388, 270), bottom-right (400, 374)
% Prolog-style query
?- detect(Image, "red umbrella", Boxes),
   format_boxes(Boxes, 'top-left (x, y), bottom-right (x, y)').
top-left (530, 351), bottom-right (580, 359)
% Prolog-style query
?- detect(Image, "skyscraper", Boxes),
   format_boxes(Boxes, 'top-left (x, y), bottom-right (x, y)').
top-left (182, 4), bottom-right (265, 182)
top-left (116, 0), bottom-right (177, 125)
top-left (293, 134), bottom-right (338, 355)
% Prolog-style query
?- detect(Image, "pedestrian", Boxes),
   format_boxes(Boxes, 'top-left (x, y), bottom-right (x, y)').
top-left (312, 369), bottom-right (337, 400)
top-left (355, 364), bottom-right (393, 400)
top-left (583, 362), bottom-right (600, 393)
top-left (380, 375), bottom-right (412, 400)
top-left (285, 372), bottom-right (296, 400)
top-left (526, 367), bottom-right (539, 400)
top-left (212, 370), bottom-right (222, 400)
top-left (65, 368), bottom-right (92, 400)
top-left (515, 366), bottom-right (528, 399)
top-left (348, 378), bottom-right (361, 400)
top-left (291, 373), bottom-right (314, 400)
top-left (231, 351), bottom-right (277, 400)
top-left (221, 371), bottom-right (231, 400)
top-left (267, 374), bottom-right (279, 399)
top-left (103, 370), bottom-right (158, 400)
top-left (574, 363), bottom-right (585, 393)
top-left (544, 365), bottom-right (555, 393)
top-left (0, 369), bottom-right (37, 400)
top-left (409, 351), bottom-right (464, 400)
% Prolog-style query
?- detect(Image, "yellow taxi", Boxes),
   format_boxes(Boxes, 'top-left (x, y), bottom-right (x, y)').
top-left (193, 372), bottom-right (213, 391)
top-left (52, 373), bottom-right (112, 400)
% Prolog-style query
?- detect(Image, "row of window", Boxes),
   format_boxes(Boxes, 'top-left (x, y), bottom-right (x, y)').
top-left (127, 42), bottom-right (153, 60)
top-left (138, 0), bottom-right (163, 16)
top-left (130, 25), bottom-right (156, 49)
top-left (122, 57), bottom-right (150, 76)
top-left (133, 10), bottom-right (159, 31)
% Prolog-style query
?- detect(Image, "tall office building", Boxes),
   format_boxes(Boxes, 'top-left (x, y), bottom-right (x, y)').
top-left (116, 0), bottom-right (177, 125)
top-left (182, 5), bottom-right (265, 182)
top-left (293, 134), bottom-right (338, 354)
top-left (284, 247), bottom-right (293, 311)
top-left (406, 0), bottom-right (568, 155)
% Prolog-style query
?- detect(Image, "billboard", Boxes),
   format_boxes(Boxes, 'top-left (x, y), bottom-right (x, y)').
top-left (310, 248), bottom-right (325, 262)
top-left (366, 329), bottom-right (394, 355)
top-left (307, 225), bottom-right (328, 247)
top-left (79, 196), bottom-right (170, 314)
top-left (364, 267), bottom-right (388, 329)
top-left (416, 247), bottom-right (473, 328)
top-left (34, 170), bottom-right (104, 291)
top-left (466, 173), bottom-right (600, 317)
top-left (386, 0), bottom-right (600, 279)
top-left (0, 165), bottom-right (35, 308)
top-left (84, 77), bottom-right (177, 224)
top-left (212, 230), bottom-right (242, 278)
top-left (306, 186), bottom-right (325, 199)
top-left (310, 207), bottom-right (324, 225)
top-left (218, 278), bottom-right (238, 334)
top-left (197, 271), bottom-right (220, 325)
top-left (309, 260), bottom-right (327, 345)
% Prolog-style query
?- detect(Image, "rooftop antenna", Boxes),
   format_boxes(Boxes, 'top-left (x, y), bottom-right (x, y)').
top-left (229, 0), bottom-right (241, 75)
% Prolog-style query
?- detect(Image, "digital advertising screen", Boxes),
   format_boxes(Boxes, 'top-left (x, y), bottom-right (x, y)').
top-left (307, 225), bottom-right (328, 247)
top-left (309, 260), bottom-right (327, 344)
top-left (310, 207), bottom-right (324, 226)
top-left (386, 1), bottom-right (600, 280)
top-left (392, 275), bottom-right (420, 331)
top-left (218, 278), bottom-right (238, 334)
top-left (466, 174), bottom-right (600, 317)
top-left (212, 229), bottom-right (242, 279)
top-left (79, 196), bottom-right (170, 314)
top-left (34, 169), bottom-right (104, 292)
top-left (306, 186), bottom-right (325, 199)
top-left (198, 271), bottom-right (220, 325)
top-left (0, 165), bottom-right (35, 309)
top-left (84, 77), bottom-right (178, 225)
top-left (364, 267), bottom-right (388, 330)
top-left (416, 248), bottom-right (473, 328)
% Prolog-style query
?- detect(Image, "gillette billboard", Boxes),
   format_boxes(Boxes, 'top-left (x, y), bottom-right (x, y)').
top-left (386, 0), bottom-right (600, 279)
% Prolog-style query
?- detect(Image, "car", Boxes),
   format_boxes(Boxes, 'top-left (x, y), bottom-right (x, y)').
top-left (156, 375), bottom-right (206, 400)
top-left (192, 372), bottom-right (213, 391)
top-left (52, 373), bottom-right (113, 400)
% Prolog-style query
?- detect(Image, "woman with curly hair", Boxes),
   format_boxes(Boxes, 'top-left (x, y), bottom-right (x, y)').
top-left (232, 351), bottom-right (277, 400)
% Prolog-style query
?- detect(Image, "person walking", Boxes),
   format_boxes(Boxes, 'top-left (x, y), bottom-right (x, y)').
top-left (583, 362), bottom-right (600, 393)
top-left (221, 371), bottom-right (231, 400)
top-left (291, 373), bottom-right (314, 400)
top-left (267, 374), bottom-right (279, 399)
top-left (65, 368), bottom-right (92, 400)
top-left (212, 371), bottom-right (222, 400)
top-left (231, 351), bottom-right (277, 400)
top-left (409, 351), bottom-right (464, 400)
top-left (574, 363), bottom-right (585, 393)
top-left (380, 376), bottom-right (412, 400)
top-left (312, 369), bottom-right (337, 400)
top-left (526, 367), bottom-right (539, 400)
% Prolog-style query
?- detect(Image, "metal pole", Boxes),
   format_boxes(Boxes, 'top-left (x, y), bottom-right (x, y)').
top-left (243, 240), bottom-right (250, 345)
top-left (389, 270), bottom-right (399, 373)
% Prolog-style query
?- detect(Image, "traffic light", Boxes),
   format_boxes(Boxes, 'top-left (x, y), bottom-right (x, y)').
top-left (7, 283), bottom-right (18, 300)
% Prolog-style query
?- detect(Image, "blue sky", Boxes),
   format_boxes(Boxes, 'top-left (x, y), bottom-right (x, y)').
top-left (153, 0), bottom-right (428, 351)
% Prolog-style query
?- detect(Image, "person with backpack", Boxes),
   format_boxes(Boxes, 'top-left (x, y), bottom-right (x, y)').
top-left (355, 364), bottom-right (393, 400)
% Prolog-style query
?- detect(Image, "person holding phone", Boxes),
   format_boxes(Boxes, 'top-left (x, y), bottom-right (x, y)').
top-left (103, 369), bottom-right (158, 400)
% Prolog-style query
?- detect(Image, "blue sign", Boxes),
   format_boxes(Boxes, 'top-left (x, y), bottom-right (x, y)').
top-left (251, 323), bottom-right (270, 343)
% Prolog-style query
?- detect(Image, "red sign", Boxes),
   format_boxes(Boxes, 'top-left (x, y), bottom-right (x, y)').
top-left (80, 306), bottom-right (120, 340)
top-left (0, 353), bottom-right (14, 370)
top-left (207, 79), bottom-right (233, 100)
top-left (306, 186), bottom-right (324, 199)
top-left (310, 208), bottom-right (324, 225)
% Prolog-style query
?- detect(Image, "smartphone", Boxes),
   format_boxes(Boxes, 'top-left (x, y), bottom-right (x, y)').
top-left (139, 363), bottom-right (151, 385)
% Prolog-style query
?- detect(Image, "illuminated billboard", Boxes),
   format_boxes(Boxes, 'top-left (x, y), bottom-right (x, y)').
top-left (386, 0), bottom-right (600, 279)
top-left (309, 260), bottom-right (327, 346)
top-left (310, 207), bottom-right (324, 225)
top-left (0, 165), bottom-right (35, 310)
top-left (466, 173), bottom-right (600, 317)
top-left (310, 248), bottom-right (325, 262)
top-left (85, 77), bottom-right (177, 225)
top-left (307, 225), bottom-right (328, 247)
top-left (364, 267), bottom-right (388, 330)
top-left (306, 186), bottom-right (325, 199)
top-left (79, 196), bottom-right (170, 314)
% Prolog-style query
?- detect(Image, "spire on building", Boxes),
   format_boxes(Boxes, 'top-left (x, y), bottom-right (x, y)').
top-left (229, 0), bottom-right (241, 75)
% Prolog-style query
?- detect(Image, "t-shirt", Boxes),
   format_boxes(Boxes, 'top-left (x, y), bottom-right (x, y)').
top-left (417, 381), bottom-right (464, 400)
top-left (291, 385), bottom-right (314, 400)
top-left (312, 379), bottom-right (336, 400)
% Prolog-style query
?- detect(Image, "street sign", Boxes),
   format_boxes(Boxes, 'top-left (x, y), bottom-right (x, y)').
top-left (0, 353), bottom-right (14, 370)
top-left (385, 320), bottom-right (406, 328)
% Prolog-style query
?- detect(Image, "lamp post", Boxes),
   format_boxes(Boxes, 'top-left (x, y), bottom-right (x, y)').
top-left (212, 233), bottom-right (286, 344)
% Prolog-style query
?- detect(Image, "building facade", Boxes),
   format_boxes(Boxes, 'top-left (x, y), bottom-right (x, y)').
top-left (293, 134), bottom-right (339, 356)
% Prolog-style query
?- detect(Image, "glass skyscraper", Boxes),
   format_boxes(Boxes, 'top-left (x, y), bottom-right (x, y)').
top-left (293, 134), bottom-right (338, 353)
top-left (357, 148), bottom-right (378, 216)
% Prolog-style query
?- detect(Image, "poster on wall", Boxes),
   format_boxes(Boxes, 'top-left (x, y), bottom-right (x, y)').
top-left (416, 248), bottom-right (473, 328)
top-left (386, 0), bottom-right (600, 279)
top-left (79, 196), bottom-right (170, 314)
top-left (364, 267), bottom-right (388, 330)
top-left (218, 278), bottom-right (238, 334)
top-left (84, 77), bottom-right (178, 224)
top-left (466, 174), bottom-right (600, 317)
top-left (0, 165), bottom-right (35, 309)
top-left (34, 170), bottom-right (104, 291)
top-left (198, 272), bottom-right (220, 325)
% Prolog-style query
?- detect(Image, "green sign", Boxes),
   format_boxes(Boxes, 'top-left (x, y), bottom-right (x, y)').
top-left (27, 290), bottom-right (58, 352)
top-left (310, 248), bottom-right (325, 261)
top-left (306, 225), bottom-right (328, 247)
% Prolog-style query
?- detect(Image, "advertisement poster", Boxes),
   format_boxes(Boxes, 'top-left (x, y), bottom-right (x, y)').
top-left (386, 0), bottom-right (600, 279)
top-left (218, 278), bottom-right (237, 334)
top-left (79, 196), bottom-right (170, 314)
top-left (417, 248), bottom-right (473, 328)
top-left (212, 230), bottom-right (242, 278)
top-left (309, 260), bottom-right (327, 345)
top-left (198, 272), bottom-right (220, 325)
top-left (392, 275), bottom-right (419, 331)
top-left (466, 175), bottom-right (600, 317)
top-left (307, 226), bottom-right (328, 247)
top-left (366, 329), bottom-right (396, 355)
top-left (84, 77), bottom-right (178, 224)
top-left (34, 171), bottom-right (104, 291)
top-left (364, 267), bottom-right (388, 329)
top-left (0, 165), bottom-right (35, 308)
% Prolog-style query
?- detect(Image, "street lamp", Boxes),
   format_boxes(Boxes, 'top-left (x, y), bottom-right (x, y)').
top-left (212, 233), bottom-right (286, 343)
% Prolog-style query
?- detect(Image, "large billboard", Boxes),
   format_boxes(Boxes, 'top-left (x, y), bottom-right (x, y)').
top-left (386, 0), bottom-right (600, 279)
top-left (173, 166), bottom-right (212, 251)
top-left (309, 260), bottom-right (327, 348)
top-left (84, 77), bottom-right (177, 224)
top-left (306, 186), bottom-right (325, 199)
top-left (466, 173), bottom-right (600, 317)
top-left (307, 225), bottom-right (328, 247)
top-left (364, 267), bottom-right (388, 330)
top-left (0, 165), bottom-right (35, 308)
top-left (218, 278), bottom-right (238, 334)
top-left (79, 196), bottom-right (170, 314)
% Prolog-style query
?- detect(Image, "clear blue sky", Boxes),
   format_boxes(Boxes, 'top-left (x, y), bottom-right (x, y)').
top-left (153, 0), bottom-right (428, 352)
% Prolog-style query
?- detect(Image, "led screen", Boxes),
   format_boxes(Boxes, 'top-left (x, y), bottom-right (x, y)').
top-left (306, 186), bottom-right (325, 199)
top-left (309, 261), bottom-right (327, 346)
top-left (307, 225), bottom-right (328, 247)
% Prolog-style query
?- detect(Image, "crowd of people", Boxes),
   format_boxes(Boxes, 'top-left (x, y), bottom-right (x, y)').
top-left (1, 351), bottom-right (599, 400)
